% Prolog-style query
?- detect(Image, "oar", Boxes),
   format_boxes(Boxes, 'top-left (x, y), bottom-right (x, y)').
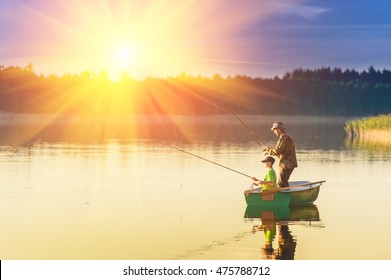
top-left (261, 180), bottom-right (326, 196)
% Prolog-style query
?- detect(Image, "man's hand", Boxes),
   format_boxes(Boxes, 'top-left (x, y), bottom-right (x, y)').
top-left (263, 146), bottom-right (272, 155)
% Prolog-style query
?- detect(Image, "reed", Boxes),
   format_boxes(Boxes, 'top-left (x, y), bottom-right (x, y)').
top-left (345, 114), bottom-right (391, 138)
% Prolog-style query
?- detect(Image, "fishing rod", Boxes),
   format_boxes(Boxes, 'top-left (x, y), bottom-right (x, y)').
top-left (216, 102), bottom-right (269, 147)
top-left (154, 140), bottom-right (256, 180)
top-left (174, 60), bottom-right (268, 147)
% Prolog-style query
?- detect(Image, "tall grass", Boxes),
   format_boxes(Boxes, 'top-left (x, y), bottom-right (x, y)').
top-left (345, 114), bottom-right (391, 137)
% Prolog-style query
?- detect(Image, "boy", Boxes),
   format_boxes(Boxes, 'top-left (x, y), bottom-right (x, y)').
top-left (253, 156), bottom-right (277, 191)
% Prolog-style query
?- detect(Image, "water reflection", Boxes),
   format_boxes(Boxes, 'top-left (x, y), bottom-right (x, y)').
top-left (5, 115), bottom-right (390, 259)
top-left (245, 205), bottom-right (321, 260)
top-left (0, 115), bottom-right (349, 149)
top-left (345, 137), bottom-right (391, 153)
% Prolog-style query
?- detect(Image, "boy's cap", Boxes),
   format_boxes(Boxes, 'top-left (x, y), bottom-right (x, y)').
top-left (261, 156), bottom-right (275, 164)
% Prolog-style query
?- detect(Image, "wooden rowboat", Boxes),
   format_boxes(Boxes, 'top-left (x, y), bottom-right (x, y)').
top-left (244, 180), bottom-right (325, 206)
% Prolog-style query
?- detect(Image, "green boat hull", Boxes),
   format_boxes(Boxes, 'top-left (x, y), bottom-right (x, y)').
top-left (244, 181), bottom-right (323, 207)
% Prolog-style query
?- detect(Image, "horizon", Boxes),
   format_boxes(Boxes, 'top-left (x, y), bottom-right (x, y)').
top-left (1, 0), bottom-right (391, 81)
top-left (1, 63), bottom-right (390, 82)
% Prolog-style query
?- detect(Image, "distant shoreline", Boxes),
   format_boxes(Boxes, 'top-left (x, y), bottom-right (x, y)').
top-left (2, 66), bottom-right (391, 117)
top-left (0, 112), bottom-right (352, 126)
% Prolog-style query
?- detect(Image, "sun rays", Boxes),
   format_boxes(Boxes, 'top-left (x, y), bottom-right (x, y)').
top-left (1, 0), bottom-right (312, 80)
top-left (0, 0), bottom-right (298, 144)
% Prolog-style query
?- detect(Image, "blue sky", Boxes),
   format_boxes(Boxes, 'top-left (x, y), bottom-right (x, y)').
top-left (246, 0), bottom-right (391, 76)
top-left (0, 0), bottom-right (390, 79)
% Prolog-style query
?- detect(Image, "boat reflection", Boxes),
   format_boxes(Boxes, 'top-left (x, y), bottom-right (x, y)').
top-left (244, 205), bottom-right (322, 260)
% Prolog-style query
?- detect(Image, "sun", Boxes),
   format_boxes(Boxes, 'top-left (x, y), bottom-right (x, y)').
top-left (103, 41), bottom-right (139, 80)
top-left (104, 38), bottom-right (174, 81)
top-left (115, 45), bottom-right (136, 66)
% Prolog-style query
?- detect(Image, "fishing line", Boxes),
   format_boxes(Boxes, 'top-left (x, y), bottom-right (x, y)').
top-left (154, 140), bottom-right (256, 180)
top-left (215, 101), bottom-right (268, 147)
top-left (172, 58), bottom-right (268, 147)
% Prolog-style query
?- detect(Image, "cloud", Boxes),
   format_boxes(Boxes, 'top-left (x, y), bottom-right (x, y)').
top-left (276, 2), bottom-right (331, 20)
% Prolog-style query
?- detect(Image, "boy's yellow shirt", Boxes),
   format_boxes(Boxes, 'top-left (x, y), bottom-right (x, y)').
top-left (262, 167), bottom-right (277, 191)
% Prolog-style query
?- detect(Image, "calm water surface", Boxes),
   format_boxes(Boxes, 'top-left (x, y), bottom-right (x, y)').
top-left (0, 115), bottom-right (390, 259)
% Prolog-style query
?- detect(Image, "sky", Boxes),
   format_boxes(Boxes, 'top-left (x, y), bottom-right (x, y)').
top-left (1, 0), bottom-right (390, 80)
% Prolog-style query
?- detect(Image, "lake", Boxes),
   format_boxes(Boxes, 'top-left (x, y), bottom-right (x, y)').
top-left (1, 115), bottom-right (390, 260)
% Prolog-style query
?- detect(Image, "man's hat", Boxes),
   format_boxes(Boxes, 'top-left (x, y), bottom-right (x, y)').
top-left (271, 121), bottom-right (285, 131)
top-left (261, 156), bottom-right (275, 164)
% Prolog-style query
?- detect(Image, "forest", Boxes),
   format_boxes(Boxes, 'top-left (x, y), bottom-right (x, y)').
top-left (1, 64), bottom-right (391, 116)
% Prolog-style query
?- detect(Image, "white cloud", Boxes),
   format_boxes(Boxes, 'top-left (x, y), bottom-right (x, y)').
top-left (276, 2), bottom-right (331, 20)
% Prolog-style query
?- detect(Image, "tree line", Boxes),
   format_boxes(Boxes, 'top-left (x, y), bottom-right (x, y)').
top-left (1, 64), bottom-right (390, 116)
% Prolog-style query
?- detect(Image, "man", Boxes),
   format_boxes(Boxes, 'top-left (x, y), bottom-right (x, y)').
top-left (264, 121), bottom-right (297, 188)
